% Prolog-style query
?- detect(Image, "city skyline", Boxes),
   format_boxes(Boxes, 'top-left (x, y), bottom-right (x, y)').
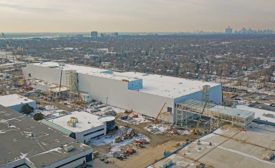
top-left (1, 0), bottom-right (275, 32)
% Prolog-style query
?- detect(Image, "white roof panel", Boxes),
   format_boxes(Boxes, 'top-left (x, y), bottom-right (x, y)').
top-left (50, 111), bottom-right (104, 133)
top-left (32, 62), bottom-right (221, 98)
top-left (0, 94), bottom-right (35, 107)
top-left (33, 62), bottom-right (138, 81)
top-left (118, 72), bottom-right (220, 98)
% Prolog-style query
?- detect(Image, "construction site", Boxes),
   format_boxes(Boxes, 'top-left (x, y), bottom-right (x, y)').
top-left (15, 61), bottom-right (271, 167)
top-left (1, 53), bottom-right (275, 168)
top-left (5, 54), bottom-right (275, 168)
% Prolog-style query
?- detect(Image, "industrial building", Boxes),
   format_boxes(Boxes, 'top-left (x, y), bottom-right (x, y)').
top-left (22, 62), bottom-right (222, 123)
top-left (0, 105), bottom-right (93, 168)
top-left (43, 111), bottom-right (109, 143)
top-left (0, 94), bottom-right (36, 112)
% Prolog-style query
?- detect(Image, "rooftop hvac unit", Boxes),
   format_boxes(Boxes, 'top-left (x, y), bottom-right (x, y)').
top-left (70, 116), bottom-right (78, 123)
top-left (67, 117), bottom-right (78, 127)
top-left (63, 144), bottom-right (75, 152)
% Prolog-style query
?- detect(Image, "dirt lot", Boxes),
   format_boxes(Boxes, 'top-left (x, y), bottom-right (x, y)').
top-left (116, 118), bottom-right (198, 146)
top-left (93, 118), bottom-right (198, 168)
top-left (110, 140), bottom-right (184, 168)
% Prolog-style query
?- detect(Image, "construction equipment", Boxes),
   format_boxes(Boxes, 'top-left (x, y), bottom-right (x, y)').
top-left (154, 102), bottom-right (167, 124)
top-left (125, 148), bottom-right (136, 156)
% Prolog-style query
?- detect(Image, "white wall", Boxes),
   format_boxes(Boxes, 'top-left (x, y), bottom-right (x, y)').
top-left (22, 65), bottom-right (67, 85)
top-left (78, 73), bottom-right (174, 122)
top-left (23, 64), bottom-right (221, 123)
top-left (123, 90), bottom-right (174, 122)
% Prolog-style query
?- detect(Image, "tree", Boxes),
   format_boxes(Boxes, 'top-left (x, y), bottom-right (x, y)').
top-left (20, 104), bottom-right (34, 115)
top-left (33, 113), bottom-right (44, 121)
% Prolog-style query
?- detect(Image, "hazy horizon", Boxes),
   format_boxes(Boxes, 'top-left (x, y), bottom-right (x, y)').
top-left (1, 0), bottom-right (275, 33)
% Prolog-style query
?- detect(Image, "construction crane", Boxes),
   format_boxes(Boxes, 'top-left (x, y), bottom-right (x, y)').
top-left (154, 102), bottom-right (167, 124)
top-left (193, 85), bottom-right (210, 135)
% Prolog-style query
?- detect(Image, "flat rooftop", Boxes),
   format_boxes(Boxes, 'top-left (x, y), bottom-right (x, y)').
top-left (237, 105), bottom-right (275, 124)
top-left (50, 111), bottom-right (104, 133)
top-left (210, 106), bottom-right (255, 119)
top-left (0, 105), bottom-right (92, 167)
top-left (32, 62), bottom-right (220, 98)
top-left (151, 123), bottom-right (275, 168)
top-left (32, 62), bottom-right (138, 82)
top-left (118, 72), bottom-right (219, 98)
top-left (178, 99), bottom-right (255, 120)
top-left (0, 94), bottom-right (35, 107)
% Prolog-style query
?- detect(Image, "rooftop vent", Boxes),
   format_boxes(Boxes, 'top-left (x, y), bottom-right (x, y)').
top-left (67, 117), bottom-right (78, 127)
top-left (24, 131), bottom-right (34, 137)
top-left (63, 144), bottom-right (75, 152)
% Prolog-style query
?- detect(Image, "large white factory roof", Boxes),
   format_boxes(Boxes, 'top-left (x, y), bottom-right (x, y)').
top-left (0, 94), bottom-right (35, 107)
top-left (119, 72), bottom-right (219, 98)
top-left (50, 111), bottom-right (104, 133)
top-left (33, 62), bottom-right (138, 82)
top-left (32, 62), bottom-right (220, 98)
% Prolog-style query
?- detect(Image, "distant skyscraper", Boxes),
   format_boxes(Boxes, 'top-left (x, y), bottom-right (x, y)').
top-left (91, 31), bottom-right (98, 39)
top-left (225, 26), bottom-right (233, 34)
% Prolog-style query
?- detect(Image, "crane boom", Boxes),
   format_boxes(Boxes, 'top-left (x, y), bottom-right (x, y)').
top-left (154, 102), bottom-right (167, 123)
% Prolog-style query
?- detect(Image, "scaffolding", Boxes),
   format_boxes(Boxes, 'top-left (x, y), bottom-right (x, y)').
top-left (65, 70), bottom-right (78, 92)
top-left (175, 99), bottom-right (255, 128)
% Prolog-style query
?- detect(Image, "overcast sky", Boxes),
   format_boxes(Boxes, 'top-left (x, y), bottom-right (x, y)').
top-left (0, 0), bottom-right (275, 32)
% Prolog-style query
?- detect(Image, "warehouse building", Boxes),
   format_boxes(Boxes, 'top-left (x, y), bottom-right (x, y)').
top-left (43, 111), bottom-right (107, 143)
top-left (0, 105), bottom-right (93, 168)
top-left (22, 62), bottom-right (222, 122)
top-left (0, 94), bottom-right (36, 112)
